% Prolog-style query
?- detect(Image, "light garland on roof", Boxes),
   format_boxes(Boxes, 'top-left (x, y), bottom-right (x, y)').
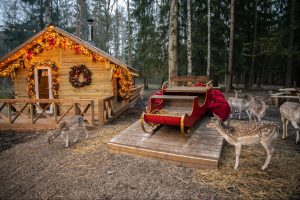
top-left (0, 27), bottom-right (133, 99)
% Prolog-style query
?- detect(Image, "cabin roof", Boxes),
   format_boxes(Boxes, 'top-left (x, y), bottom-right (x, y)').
top-left (0, 25), bottom-right (138, 74)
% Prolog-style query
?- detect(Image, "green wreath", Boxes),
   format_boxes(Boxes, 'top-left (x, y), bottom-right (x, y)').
top-left (69, 64), bottom-right (92, 88)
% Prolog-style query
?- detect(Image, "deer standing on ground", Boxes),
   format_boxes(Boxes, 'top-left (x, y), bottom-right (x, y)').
top-left (227, 90), bottom-right (250, 119)
top-left (249, 96), bottom-right (268, 123)
top-left (48, 115), bottom-right (89, 147)
top-left (207, 114), bottom-right (278, 170)
top-left (280, 93), bottom-right (300, 144)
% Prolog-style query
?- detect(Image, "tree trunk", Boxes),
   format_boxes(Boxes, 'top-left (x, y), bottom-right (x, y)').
top-left (207, 0), bottom-right (211, 78)
top-left (39, 0), bottom-right (45, 29)
top-left (187, 0), bottom-right (192, 76)
top-left (44, 0), bottom-right (51, 25)
top-left (285, 0), bottom-right (295, 87)
top-left (127, 0), bottom-right (132, 66)
top-left (114, 0), bottom-right (120, 59)
top-left (247, 0), bottom-right (258, 90)
top-left (225, 0), bottom-right (235, 92)
top-left (168, 0), bottom-right (178, 80)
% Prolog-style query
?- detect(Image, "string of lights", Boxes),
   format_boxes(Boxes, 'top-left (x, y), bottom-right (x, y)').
top-left (0, 25), bottom-right (39, 32)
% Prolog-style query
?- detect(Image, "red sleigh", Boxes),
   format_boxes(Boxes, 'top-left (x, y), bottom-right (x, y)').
top-left (141, 76), bottom-right (213, 137)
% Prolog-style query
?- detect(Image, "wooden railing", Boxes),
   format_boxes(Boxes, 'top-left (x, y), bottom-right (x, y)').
top-left (98, 96), bottom-right (114, 125)
top-left (129, 86), bottom-right (143, 103)
top-left (0, 99), bottom-right (95, 130)
top-left (98, 96), bottom-right (129, 126)
top-left (98, 86), bottom-right (143, 125)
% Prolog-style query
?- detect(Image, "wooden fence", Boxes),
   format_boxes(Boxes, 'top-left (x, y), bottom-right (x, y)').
top-left (98, 86), bottom-right (143, 125)
top-left (0, 86), bottom-right (143, 130)
top-left (0, 99), bottom-right (94, 130)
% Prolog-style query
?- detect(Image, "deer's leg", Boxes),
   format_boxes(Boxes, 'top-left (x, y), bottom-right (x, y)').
top-left (246, 110), bottom-right (250, 121)
top-left (84, 126), bottom-right (89, 138)
top-left (63, 132), bottom-right (69, 147)
top-left (234, 145), bottom-right (242, 170)
top-left (257, 114), bottom-right (261, 122)
top-left (73, 130), bottom-right (79, 143)
top-left (260, 141), bottom-right (274, 170)
top-left (238, 107), bottom-right (242, 119)
top-left (290, 121), bottom-right (299, 144)
top-left (281, 117), bottom-right (288, 139)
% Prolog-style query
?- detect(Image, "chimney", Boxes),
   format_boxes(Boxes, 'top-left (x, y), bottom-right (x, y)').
top-left (87, 18), bottom-right (94, 45)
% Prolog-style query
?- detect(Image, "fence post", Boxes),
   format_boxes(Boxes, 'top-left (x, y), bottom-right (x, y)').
top-left (29, 103), bottom-right (34, 124)
top-left (8, 103), bottom-right (12, 124)
top-left (53, 102), bottom-right (58, 123)
top-left (98, 99), bottom-right (105, 125)
top-left (90, 100), bottom-right (95, 126)
top-left (74, 103), bottom-right (81, 115)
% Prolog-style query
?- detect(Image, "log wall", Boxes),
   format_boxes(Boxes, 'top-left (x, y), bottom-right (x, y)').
top-left (13, 47), bottom-right (118, 115)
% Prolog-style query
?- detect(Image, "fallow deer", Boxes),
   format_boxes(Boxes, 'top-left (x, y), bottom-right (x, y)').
top-left (249, 96), bottom-right (268, 123)
top-left (48, 115), bottom-right (89, 147)
top-left (280, 93), bottom-right (300, 144)
top-left (207, 114), bottom-right (278, 170)
top-left (227, 90), bottom-right (250, 119)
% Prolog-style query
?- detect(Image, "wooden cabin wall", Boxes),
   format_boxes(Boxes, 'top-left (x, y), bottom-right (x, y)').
top-left (59, 48), bottom-right (113, 100)
top-left (13, 69), bottom-right (28, 98)
top-left (13, 47), bottom-right (117, 115)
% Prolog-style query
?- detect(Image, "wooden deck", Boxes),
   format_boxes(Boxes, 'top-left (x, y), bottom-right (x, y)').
top-left (107, 116), bottom-right (224, 169)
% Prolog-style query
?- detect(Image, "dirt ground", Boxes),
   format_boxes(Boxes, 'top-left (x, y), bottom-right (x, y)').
top-left (0, 88), bottom-right (299, 199)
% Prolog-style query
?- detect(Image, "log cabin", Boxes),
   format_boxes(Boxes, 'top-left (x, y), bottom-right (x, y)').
top-left (0, 25), bottom-right (142, 130)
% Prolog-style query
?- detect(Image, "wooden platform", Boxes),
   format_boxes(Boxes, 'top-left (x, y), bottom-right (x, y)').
top-left (107, 116), bottom-right (224, 169)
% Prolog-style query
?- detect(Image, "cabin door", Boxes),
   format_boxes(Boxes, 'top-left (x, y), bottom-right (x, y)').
top-left (34, 67), bottom-right (53, 113)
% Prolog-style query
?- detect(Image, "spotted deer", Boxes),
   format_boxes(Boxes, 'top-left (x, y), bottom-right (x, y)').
top-left (249, 96), bottom-right (268, 123)
top-left (207, 114), bottom-right (278, 170)
top-left (48, 115), bottom-right (89, 147)
top-left (227, 90), bottom-right (250, 119)
top-left (280, 93), bottom-right (300, 144)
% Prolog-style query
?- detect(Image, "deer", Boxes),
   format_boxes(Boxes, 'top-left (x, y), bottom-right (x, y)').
top-left (48, 115), bottom-right (89, 147)
top-left (279, 93), bottom-right (300, 144)
top-left (249, 96), bottom-right (268, 123)
top-left (207, 114), bottom-right (278, 170)
top-left (227, 90), bottom-right (250, 120)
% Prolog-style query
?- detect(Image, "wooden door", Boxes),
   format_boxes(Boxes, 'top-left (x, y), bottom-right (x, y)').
top-left (37, 69), bottom-right (49, 109)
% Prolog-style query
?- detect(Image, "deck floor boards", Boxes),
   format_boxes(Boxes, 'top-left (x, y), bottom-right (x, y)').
top-left (108, 116), bottom-right (224, 169)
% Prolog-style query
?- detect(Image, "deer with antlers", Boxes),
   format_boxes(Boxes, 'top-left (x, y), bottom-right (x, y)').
top-left (227, 90), bottom-right (250, 119)
top-left (207, 114), bottom-right (278, 170)
top-left (249, 96), bottom-right (268, 123)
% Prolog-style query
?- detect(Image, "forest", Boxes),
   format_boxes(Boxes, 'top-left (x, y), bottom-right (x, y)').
top-left (0, 0), bottom-right (299, 90)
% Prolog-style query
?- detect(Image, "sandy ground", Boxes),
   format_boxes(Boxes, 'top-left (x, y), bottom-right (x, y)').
top-left (0, 89), bottom-right (299, 199)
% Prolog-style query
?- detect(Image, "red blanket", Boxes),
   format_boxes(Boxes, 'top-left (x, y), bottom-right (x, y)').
top-left (207, 89), bottom-right (230, 121)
